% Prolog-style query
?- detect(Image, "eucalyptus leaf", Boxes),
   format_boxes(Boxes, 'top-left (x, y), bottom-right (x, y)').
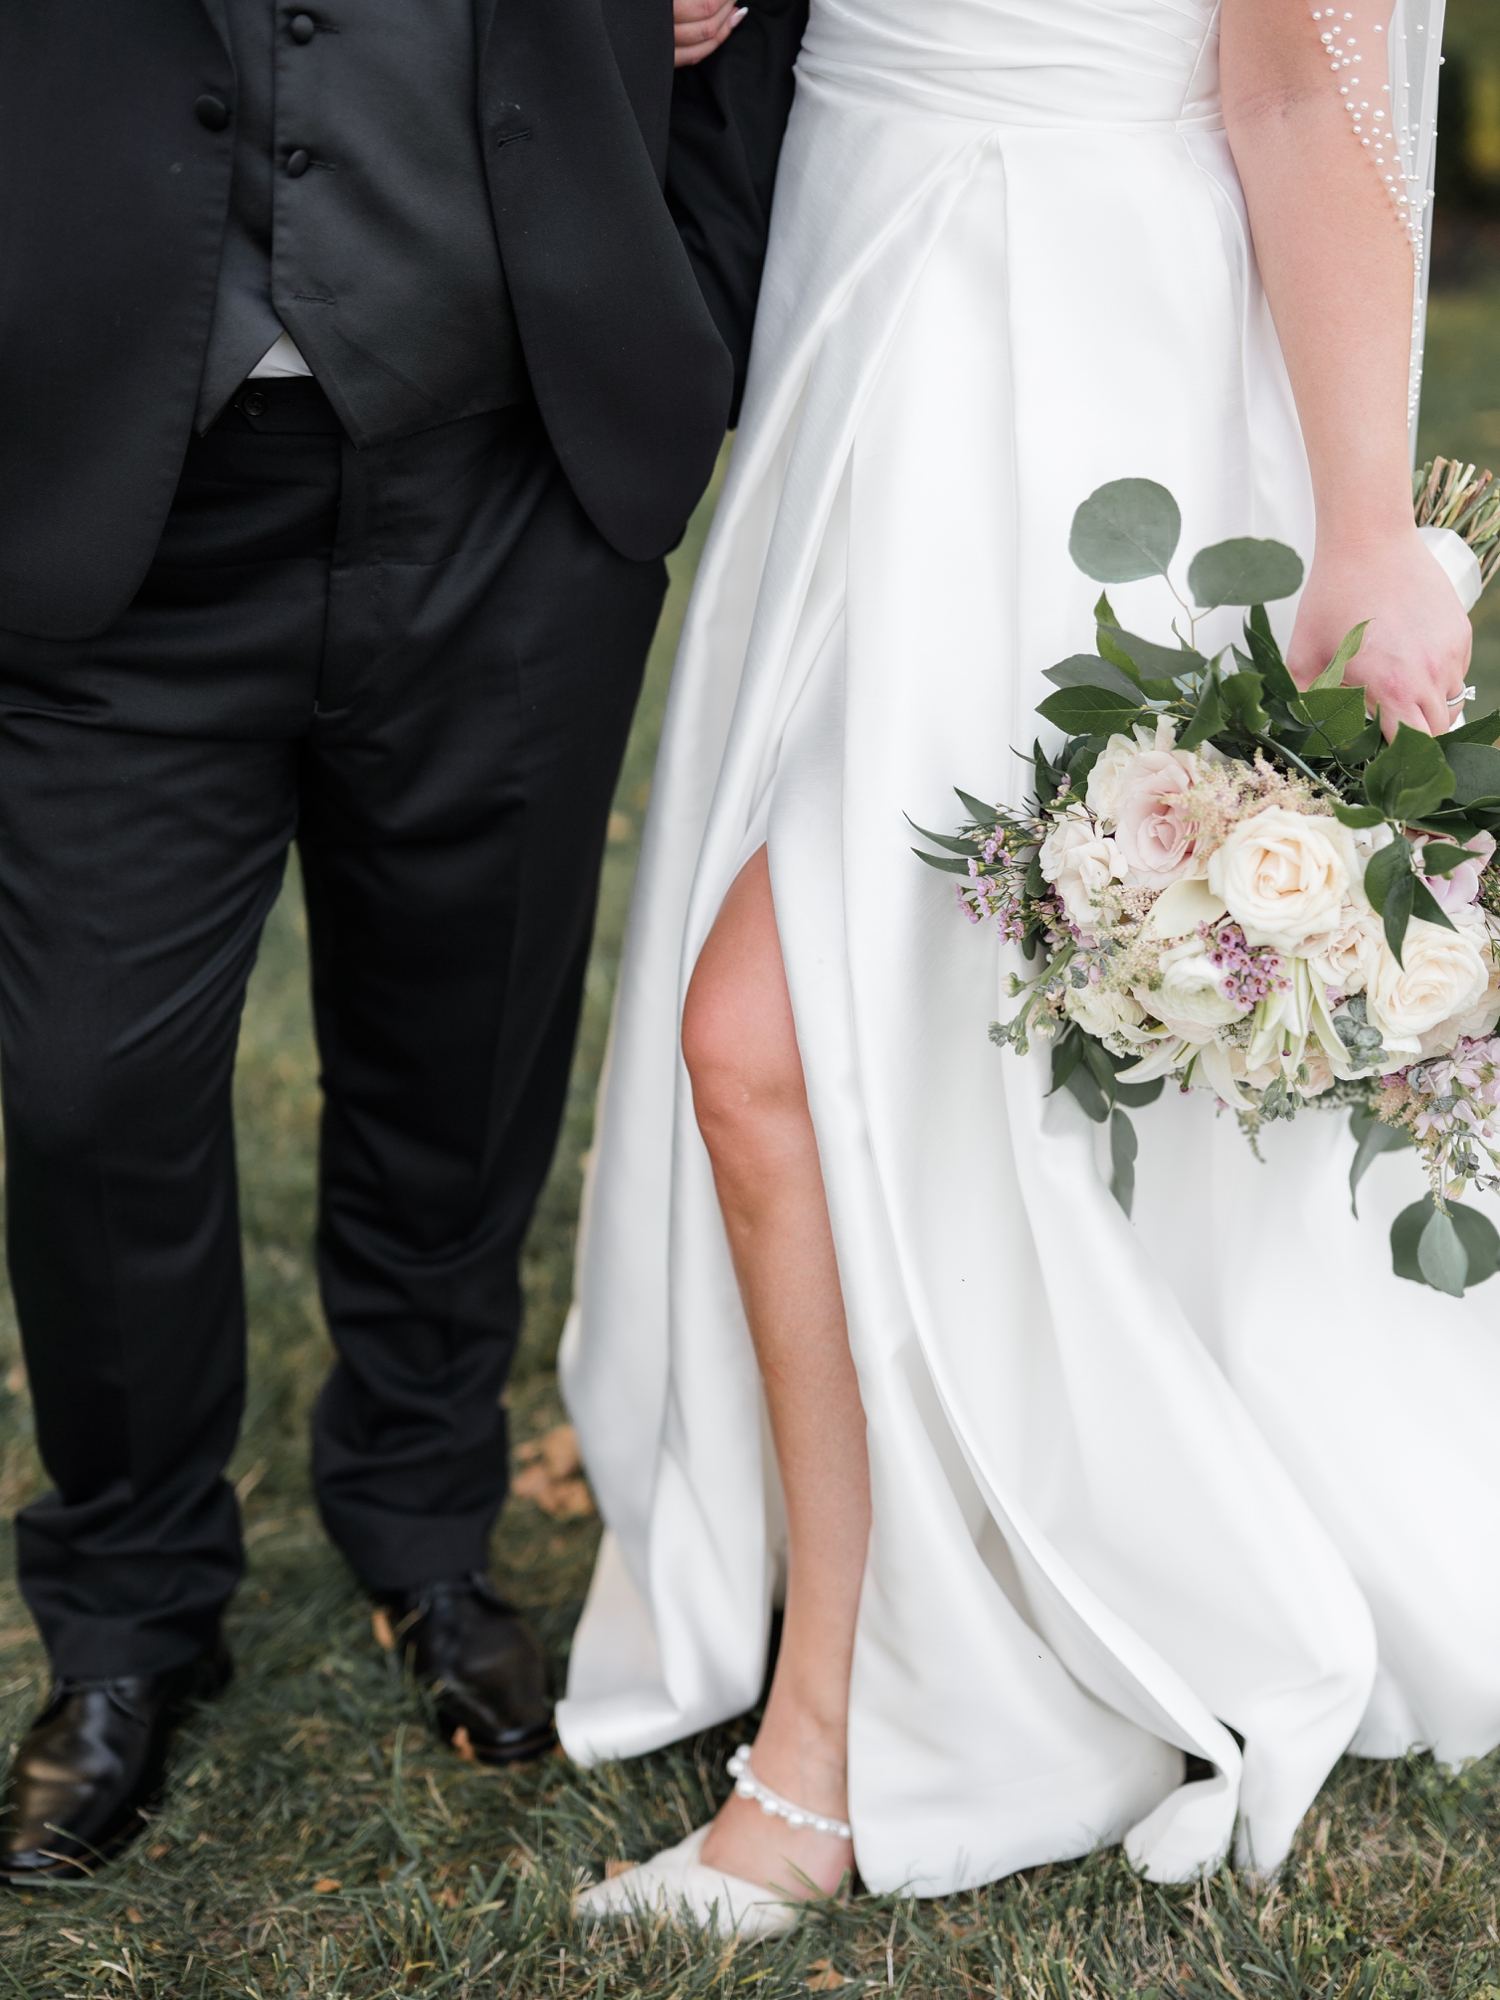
top-left (1187, 537), bottom-right (1304, 608)
top-left (1050, 1026), bottom-right (1084, 1096)
top-left (1454, 1203), bottom-right (1500, 1285)
top-left (1347, 1108), bottom-right (1413, 1218)
top-left (1109, 1108), bottom-right (1138, 1218)
top-left (1037, 685), bottom-right (1145, 733)
top-left (1082, 1035), bottom-right (1119, 1106)
top-left (1069, 479), bottom-right (1182, 583)
top-left (1114, 1076), bottom-right (1165, 1109)
top-left (1417, 1208), bottom-right (1469, 1297)
top-left (1043, 654), bottom-right (1145, 702)
top-left (1391, 1195), bottom-right (1500, 1289)
top-left (1063, 1061), bottom-right (1110, 1124)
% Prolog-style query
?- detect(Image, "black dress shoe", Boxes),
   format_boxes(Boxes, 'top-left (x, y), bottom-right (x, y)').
top-left (0, 1643), bottom-right (231, 1885)
top-left (375, 1573), bottom-right (555, 1765)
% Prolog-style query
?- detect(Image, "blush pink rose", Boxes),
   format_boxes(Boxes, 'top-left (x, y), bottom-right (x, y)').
top-left (1422, 829), bottom-right (1496, 915)
top-left (1112, 749), bottom-right (1204, 889)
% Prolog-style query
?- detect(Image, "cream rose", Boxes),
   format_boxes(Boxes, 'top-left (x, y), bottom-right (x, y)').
top-left (1305, 904), bottom-right (1384, 997)
top-left (1084, 732), bottom-right (1145, 827)
top-left (1143, 939), bottom-right (1244, 1043)
top-left (1063, 982), bottom-right (1146, 1042)
top-left (1365, 919), bottom-right (1490, 1044)
top-left (1206, 805), bottom-right (1361, 954)
top-left (1038, 806), bottom-right (1124, 938)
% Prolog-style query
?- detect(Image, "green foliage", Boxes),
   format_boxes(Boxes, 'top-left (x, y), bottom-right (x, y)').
top-left (1043, 652), bottom-right (1146, 702)
top-left (1391, 1193), bottom-right (1500, 1293)
top-left (1069, 478), bottom-right (1181, 582)
top-left (1363, 723), bottom-right (1457, 824)
top-left (1035, 682), bottom-right (1145, 732)
top-left (1187, 535), bottom-right (1304, 607)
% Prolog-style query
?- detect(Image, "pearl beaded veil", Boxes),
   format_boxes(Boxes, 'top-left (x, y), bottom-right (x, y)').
top-left (1313, 0), bottom-right (1447, 447)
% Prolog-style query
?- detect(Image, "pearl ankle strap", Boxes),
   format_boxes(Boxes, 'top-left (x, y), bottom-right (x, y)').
top-left (726, 1745), bottom-right (852, 1840)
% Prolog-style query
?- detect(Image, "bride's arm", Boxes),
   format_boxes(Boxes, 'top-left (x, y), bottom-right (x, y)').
top-left (1220, 0), bottom-right (1471, 737)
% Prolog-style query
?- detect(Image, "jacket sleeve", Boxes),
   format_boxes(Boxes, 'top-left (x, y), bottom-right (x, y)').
top-left (665, 0), bottom-right (808, 427)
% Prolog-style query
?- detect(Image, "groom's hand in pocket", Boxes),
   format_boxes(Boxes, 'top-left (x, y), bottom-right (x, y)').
top-left (674, 0), bottom-right (747, 66)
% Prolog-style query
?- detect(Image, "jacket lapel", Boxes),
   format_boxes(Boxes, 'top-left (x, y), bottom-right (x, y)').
top-left (200, 0), bottom-right (230, 53)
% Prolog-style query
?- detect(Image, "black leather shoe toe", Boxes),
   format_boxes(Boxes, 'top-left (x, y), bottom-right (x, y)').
top-left (375, 1574), bottom-right (555, 1765)
top-left (0, 1643), bottom-right (231, 1885)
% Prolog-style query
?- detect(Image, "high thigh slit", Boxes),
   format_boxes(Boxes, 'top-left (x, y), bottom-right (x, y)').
top-left (556, 0), bottom-right (1500, 1893)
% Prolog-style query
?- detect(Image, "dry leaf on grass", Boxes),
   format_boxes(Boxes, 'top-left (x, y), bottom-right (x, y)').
top-left (511, 1425), bottom-right (595, 1518)
top-left (806, 1961), bottom-right (847, 1990)
top-left (313, 1877), bottom-right (342, 1893)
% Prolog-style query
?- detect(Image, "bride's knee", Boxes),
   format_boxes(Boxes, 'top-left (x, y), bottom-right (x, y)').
top-left (681, 965), bottom-right (806, 1163)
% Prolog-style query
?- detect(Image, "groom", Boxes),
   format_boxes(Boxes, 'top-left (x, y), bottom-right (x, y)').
top-left (0, 0), bottom-right (803, 1881)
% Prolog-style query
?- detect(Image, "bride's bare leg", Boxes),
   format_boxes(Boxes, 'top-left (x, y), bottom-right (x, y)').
top-left (681, 845), bottom-right (869, 1899)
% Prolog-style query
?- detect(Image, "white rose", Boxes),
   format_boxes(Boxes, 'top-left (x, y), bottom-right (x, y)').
top-left (1206, 805), bottom-right (1362, 954)
top-left (1422, 943), bottom-right (1500, 1053)
top-left (1143, 939), bottom-right (1244, 1043)
top-left (1038, 806), bottom-right (1124, 938)
top-left (1365, 919), bottom-right (1490, 1044)
top-left (1085, 733), bottom-right (1139, 826)
top-left (1305, 903), bottom-right (1384, 997)
top-left (1063, 983), bottom-right (1146, 1042)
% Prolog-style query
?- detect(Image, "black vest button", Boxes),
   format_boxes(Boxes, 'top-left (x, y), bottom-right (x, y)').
top-left (240, 390), bottom-right (268, 419)
top-left (286, 149), bottom-right (311, 178)
top-left (195, 94), bottom-right (231, 132)
top-left (290, 13), bottom-right (316, 42)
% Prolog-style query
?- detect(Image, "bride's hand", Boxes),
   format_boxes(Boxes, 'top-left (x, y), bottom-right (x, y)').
top-left (1286, 530), bottom-right (1473, 739)
top-left (674, 0), bottom-right (747, 67)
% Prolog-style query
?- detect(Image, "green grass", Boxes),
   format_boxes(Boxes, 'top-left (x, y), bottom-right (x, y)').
top-left (1418, 276), bottom-right (1500, 705)
top-left (3, 278), bottom-right (1500, 1994)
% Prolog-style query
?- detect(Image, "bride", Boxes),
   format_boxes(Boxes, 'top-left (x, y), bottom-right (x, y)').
top-left (562, 0), bottom-right (1498, 1932)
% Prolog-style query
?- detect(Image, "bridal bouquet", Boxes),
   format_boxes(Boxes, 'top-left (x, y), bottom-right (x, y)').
top-left (914, 463), bottom-right (1500, 1296)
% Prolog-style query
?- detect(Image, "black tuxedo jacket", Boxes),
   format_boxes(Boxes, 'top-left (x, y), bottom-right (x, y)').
top-left (0, 0), bottom-right (804, 641)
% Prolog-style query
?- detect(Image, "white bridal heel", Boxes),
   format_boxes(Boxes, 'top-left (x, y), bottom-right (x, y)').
top-left (573, 1746), bottom-right (851, 1939)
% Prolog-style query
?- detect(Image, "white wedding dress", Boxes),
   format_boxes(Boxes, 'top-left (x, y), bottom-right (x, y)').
top-left (557, 0), bottom-right (1500, 1892)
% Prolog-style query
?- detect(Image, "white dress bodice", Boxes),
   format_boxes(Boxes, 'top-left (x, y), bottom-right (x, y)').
top-left (800, 0), bottom-right (1223, 129)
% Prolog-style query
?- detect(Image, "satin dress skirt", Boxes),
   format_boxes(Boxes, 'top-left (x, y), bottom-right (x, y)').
top-left (556, 0), bottom-right (1500, 1892)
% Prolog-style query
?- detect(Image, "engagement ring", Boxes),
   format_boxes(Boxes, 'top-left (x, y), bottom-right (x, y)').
top-left (1448, 686), bottom-right (1478, 707)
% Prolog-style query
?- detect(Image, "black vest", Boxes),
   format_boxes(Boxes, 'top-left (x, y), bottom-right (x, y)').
top-left (0, 0), bottom-right (811, 640)
top-left (197, 0), bottom-right (526, 443)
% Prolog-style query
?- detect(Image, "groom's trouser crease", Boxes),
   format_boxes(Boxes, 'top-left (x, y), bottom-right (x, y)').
top-left (0, 383), bottom-right (665, 1679)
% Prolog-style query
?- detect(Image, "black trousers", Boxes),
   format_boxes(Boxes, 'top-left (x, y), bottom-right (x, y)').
top-left (0, 382), bottom-right (665, 1678)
